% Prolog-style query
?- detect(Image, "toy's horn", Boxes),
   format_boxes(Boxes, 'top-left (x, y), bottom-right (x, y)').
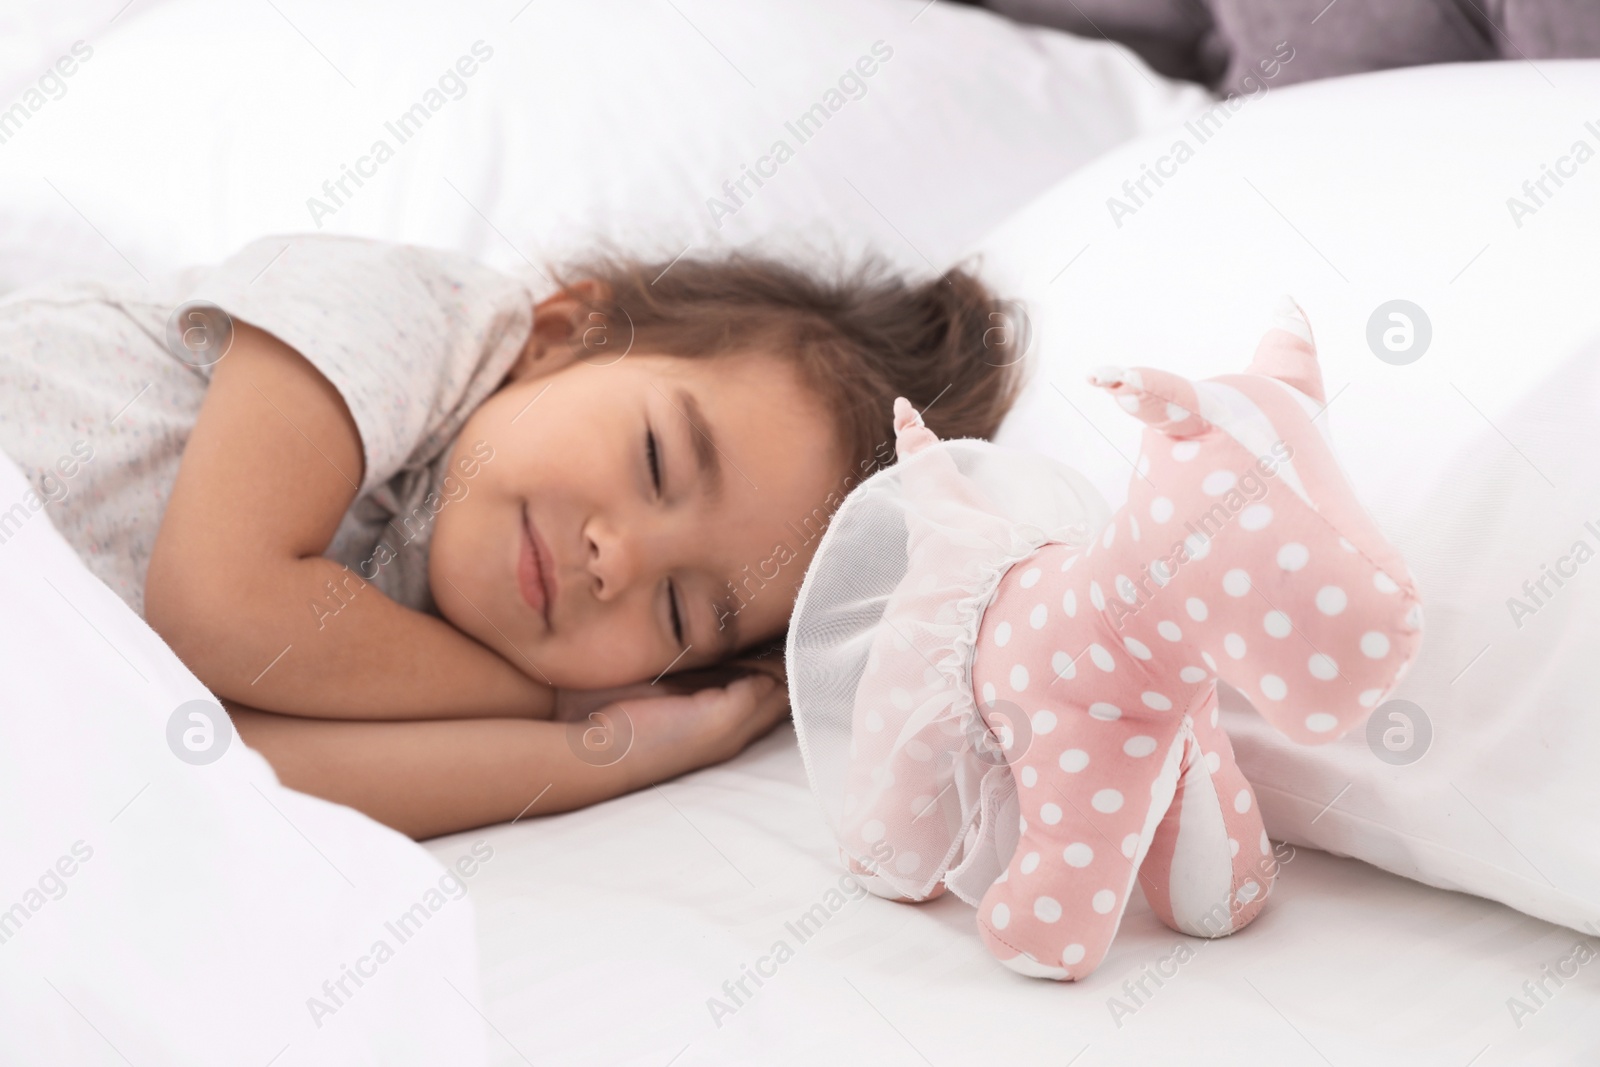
top-left (1244, 296), bottom-right (1326, 404)
top-left (893, 396), bottom-right (940, 460)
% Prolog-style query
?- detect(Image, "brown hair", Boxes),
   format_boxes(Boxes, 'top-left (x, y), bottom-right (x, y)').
top-left (551, 250), bottom-right (1028, 481)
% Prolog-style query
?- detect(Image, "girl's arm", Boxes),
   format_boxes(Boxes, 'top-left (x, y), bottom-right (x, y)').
top-left (145, 322), bottom-right (554, 720)
top-left (225, 674), bottom-right (789, 839)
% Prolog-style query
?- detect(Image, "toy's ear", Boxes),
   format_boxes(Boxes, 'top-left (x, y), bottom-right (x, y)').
top-left (1088, 364), bottom-right (1215, 439)
top-left (1088, 296), bottom-right (1328, 434)
top-left (893, 397), bottom-right (940, 460)
top-left (1246, 295), bottom-right (1326, 404)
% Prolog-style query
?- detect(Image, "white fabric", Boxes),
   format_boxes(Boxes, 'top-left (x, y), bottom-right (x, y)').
top-left (0, 235), bottom-right (543, 619)
top-left (0, 449), bottom-right (489, 1065)
top-left (976, 59), bottom-right (1600, 933)
top-left (0, 0), bottom-right (1209, 294)
top-left (787, 439), bottom-right (1107, 903)
top-left (439, 723), bottom-right (1600, 1066)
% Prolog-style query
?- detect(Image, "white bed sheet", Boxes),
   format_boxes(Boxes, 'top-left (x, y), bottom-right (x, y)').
top-left (429, 724), bottom-right (1600, 1066)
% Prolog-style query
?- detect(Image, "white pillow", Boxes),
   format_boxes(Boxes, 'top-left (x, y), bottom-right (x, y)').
top-left (975, 59), bottom-right (1600, 933)
top-left (0, 0), bottom-right (1209, 292)
top-left (0, 450), bottom-right (490, 1065)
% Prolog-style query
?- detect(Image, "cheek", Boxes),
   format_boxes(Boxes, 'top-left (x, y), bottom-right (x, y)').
top-left (547, 610), bottom-right (664, 687)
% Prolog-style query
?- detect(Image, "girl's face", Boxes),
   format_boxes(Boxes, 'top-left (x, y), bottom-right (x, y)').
top-left (430, 335), bottom-right (847, 691)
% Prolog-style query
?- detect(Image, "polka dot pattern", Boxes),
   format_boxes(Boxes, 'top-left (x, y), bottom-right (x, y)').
top-left (1091, 789), bottom-right (1124, 813)
top-left (1239, 504), bottom-right (1272, 530)
top-left (921, 333), bottom-right (1421, 978)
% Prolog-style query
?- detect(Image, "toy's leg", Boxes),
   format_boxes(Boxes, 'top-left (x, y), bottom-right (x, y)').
top-left (968, 543), bottom-right (1201, 981)
top-left (1138, 688), bottom-right (1279, 939)
top-left (972, 712), bottom-right (1189, 980)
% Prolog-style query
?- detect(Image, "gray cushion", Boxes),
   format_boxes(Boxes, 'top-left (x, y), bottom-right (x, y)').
top-left (974, 0), bottom-right (1600, 94)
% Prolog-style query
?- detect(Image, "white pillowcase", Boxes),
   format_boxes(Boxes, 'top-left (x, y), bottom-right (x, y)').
top-left (976, 59), bottom-right (1600, 933)
top-left (0, 0), bottom-right (1209, 292)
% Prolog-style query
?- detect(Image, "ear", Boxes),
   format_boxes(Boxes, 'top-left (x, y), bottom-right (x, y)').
top-left (504, 278), bottom-right (611, 383)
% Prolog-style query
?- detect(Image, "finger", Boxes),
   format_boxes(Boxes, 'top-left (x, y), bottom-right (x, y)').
top-left (692, 672), bottom-right (771, 714)
top-left (740, 681), bottom-right (791, 744)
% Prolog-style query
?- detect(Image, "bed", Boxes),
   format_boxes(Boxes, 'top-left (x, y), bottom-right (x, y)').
top-left (436, 723), bottom-right (1594, 1066)
top-left (3, 1), bottom-right (1598, 1063)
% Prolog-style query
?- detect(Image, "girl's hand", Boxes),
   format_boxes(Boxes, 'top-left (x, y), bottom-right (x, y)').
top-left (550, 676), bottom-right (701, 723)
top-left (550, 643), bottom-right (786, 724)
top-left (561, 674), bottom-right (790, 781)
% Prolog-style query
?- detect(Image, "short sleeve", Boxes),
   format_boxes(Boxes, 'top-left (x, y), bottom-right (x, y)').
top-left (187, 235), bottom-right (539, 498)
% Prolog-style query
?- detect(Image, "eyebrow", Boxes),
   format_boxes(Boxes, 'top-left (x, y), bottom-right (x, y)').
top-left (673, 388), bottom-right (724, 503)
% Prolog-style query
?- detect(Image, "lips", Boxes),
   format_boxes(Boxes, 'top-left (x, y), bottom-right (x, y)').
top-left (517, 504), bottom-right (554, 625)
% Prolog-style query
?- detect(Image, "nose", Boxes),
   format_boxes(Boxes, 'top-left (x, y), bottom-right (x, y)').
top-left (585, 515), bottom-right (668, 602)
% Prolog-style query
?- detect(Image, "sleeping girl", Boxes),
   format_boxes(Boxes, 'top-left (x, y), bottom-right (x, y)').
top-left (0, 235), bottom-right (1023, 838)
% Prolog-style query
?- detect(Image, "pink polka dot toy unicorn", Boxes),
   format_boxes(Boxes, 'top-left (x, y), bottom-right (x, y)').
top-left (787, 298), bottom-right (1424, 980)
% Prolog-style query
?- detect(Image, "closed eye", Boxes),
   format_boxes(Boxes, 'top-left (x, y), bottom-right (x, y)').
top-left (646, 428), bottom-right (662, 495)
top-left (668, 579), bottom-right (685, 647)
